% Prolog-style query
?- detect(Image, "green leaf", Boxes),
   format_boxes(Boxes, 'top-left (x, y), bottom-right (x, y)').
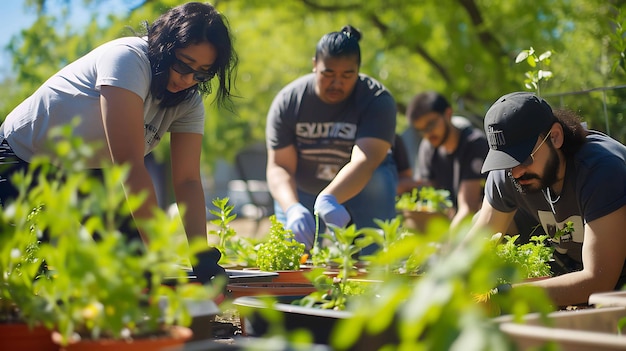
top-left (514, 50), bottom-right (530, 64)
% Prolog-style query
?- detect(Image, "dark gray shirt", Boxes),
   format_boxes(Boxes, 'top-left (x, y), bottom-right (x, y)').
top-left (266, 73), bottom-right (396, 194)
top-left (486, 131), bottom-right (626, 280)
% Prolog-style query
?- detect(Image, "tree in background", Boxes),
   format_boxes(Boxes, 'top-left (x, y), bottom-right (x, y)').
top-left (2, 0), bottom-right (626, 175)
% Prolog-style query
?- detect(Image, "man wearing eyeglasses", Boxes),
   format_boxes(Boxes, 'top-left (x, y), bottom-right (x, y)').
top-left (406, 91), bottom-right (489, 230)
top-left (465, 91), bottom-right (626, 307)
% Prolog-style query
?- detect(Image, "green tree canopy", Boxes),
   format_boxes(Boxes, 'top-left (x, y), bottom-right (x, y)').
top-left (2, 0), bottom-right (625, 174)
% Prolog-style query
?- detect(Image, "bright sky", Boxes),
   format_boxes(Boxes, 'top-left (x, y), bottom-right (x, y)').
top-left (0, 0), bottom-right (140, 80)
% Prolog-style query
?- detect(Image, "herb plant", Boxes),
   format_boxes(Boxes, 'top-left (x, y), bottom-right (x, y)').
top-left (296, 224), bottom-right (375, 311)
top-left (494, 234), bottom-right (554, 279)
top-left (0, 204), bottom-right (53, 326)
top-left (208, 197), bottom-right (237, 252)
top-left (256, 215), bottom-right (305, 271)
top-left (396, 186), bottom-right (453, 213)
top-left (2, 126), bottom-right (217, 346)
top-left (207, 197), bottom-right (258, 267)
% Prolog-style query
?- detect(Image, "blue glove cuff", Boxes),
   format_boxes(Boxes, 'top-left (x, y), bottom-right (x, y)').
top-left (286, 203), bottom-right (309, 217)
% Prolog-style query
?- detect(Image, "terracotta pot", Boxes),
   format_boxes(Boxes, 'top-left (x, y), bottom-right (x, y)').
top-left (401, 210), bottom-right (449, 232)
top-left (226, 282), bottom-right (317, 300)
top-left (52, 325), bottom-right (192, 351)
top-left (0, 323), bottom-right (57, 351)
top-left (243, 267), bottom-right (311, 283)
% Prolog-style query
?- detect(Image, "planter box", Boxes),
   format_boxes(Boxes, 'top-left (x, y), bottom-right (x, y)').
top-left (225, 269), bottom-right (278, 284)
top-left (233, 295), bottom-right (398, 350)
top-left (495, 306), bottom-right (626, 351)
top-left (226, 282), bottom-right (317, 300)
top-left (181, 336), bottom-right (332, 351)
top-left (401, 210), bottom-right (448, 232)
top-left (164, 269), bottom-right (278, 286)
top-left (243, 268), bottom-right (311, 283)
top-left (589, 291), bottom-right (626, 307)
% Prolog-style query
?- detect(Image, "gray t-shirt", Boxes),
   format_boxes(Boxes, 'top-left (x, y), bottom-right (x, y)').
top-left (266, 73), bottom-right (397, 194)
top-left (416, 125), bottom-right (488, 208)
top-left (485, 131), bottom-right (626, 279)
top-left (0, 36), bottom-right (205, 169)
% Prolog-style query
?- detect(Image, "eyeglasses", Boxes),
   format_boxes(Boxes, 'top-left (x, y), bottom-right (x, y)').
top-left (416, 116), bottom-right (442, 135)
top-left (521, 130), bottom-right (552, 166)
top-left (171, 58), bottom-right (214, 83)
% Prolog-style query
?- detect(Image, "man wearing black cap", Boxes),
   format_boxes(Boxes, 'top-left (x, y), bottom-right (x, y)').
top-left (466, 91), bottom-right (626, 307)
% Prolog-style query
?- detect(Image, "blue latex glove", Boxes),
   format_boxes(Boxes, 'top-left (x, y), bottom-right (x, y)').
top-left (314, 194), bottom-right (350, 228)
top-left (285, 203), bottom-right (316, 249)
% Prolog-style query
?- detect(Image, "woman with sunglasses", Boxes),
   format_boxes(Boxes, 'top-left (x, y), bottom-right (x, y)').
top-left (0, 2), bottom-right (238, 284)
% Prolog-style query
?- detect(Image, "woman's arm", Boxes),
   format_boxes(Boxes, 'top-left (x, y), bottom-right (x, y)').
top-left (100, 85), bottom-right (158, 244)
top-left (170, 132), bottom-right (207, 244)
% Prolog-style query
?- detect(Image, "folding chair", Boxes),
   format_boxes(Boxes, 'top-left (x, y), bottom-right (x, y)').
top-left (228, 142), bottom-right (274, 234)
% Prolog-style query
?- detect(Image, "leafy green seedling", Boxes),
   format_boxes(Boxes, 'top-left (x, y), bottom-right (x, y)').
top-left (256, 216), bottom-right (305, 271)
top-left (515, 47), bottom-right (554, 96)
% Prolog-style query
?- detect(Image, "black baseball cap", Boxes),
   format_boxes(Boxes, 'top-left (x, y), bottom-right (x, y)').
top-left (481, 92), bottom-right (555, 173)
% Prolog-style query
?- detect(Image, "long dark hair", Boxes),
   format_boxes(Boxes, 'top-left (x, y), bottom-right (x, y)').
top-left (552, 109), bottom-right (588, 157)
top-left (146, 2), bottom-right (238, 109)
top-left (315, 25), bottom-right (362, 66)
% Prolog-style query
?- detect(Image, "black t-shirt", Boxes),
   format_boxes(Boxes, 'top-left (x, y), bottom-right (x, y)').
top-left (416, 126), bottom-right (488, 207)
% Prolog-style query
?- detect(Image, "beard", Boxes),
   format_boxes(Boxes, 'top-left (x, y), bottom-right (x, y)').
top-left (432, 121), bottom-right (451, 149)
top-left (510, 145), bottom-right (560, 194)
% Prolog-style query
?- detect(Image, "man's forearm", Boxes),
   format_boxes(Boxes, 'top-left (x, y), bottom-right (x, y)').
top-left (267, 165), bottom-right (299, 212)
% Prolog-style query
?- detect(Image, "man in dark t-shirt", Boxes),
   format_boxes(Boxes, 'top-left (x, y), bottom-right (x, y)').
top-left (406, 91), bottom-right (488, 230)
top-left (466, 91), bottom-right (626, 307)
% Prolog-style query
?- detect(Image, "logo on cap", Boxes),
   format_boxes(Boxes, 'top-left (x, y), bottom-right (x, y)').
top-left (487, 126), bottom-right (505, 150)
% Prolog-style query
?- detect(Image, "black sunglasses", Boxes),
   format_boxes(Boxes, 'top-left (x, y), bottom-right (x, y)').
top-left (171, 58), bottom-right (214, 83)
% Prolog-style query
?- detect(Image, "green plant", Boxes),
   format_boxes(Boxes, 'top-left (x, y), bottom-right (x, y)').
top-left (608, 6), bottom-right (626, 75)
top-left (494, 234), bottom-right (554, 279)
top-left (256, 215), bottom-right (306, 271)
top-left (330, 228), bottom-right (555, 350)
top-left (206, 197), bottom-right (258, 267)
top-left (2, 126), bottom-right (218, 346)
top-left (296, 224), bottom-right (376, 311)
top-left (207, 197), bottom-right (237, 252)
top-left (395, 186), bottom-right (453, 213)
top-left (0, 204), bottom-right (53, 327)
top-left (515, 46), bottom-right (554, 96)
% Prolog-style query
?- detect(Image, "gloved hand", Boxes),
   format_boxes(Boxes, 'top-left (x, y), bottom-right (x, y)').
top-left (192, 247), bottom-right (228, 286)
top-left (314, 194), bottom-right (350, 228)
top-left (285, 203), bottom-right (316, 249)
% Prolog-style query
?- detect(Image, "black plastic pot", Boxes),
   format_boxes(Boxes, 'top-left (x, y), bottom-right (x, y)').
top-left (233, 295), bottom-right (399, 351)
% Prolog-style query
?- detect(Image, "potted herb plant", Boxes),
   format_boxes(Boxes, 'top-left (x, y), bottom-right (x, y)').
top-left (6, 130), bottom-right (221, 350)
top-left (227, 216), bottom-right (315, 300)
top-left (396, 186), bottom-right (452, 233)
